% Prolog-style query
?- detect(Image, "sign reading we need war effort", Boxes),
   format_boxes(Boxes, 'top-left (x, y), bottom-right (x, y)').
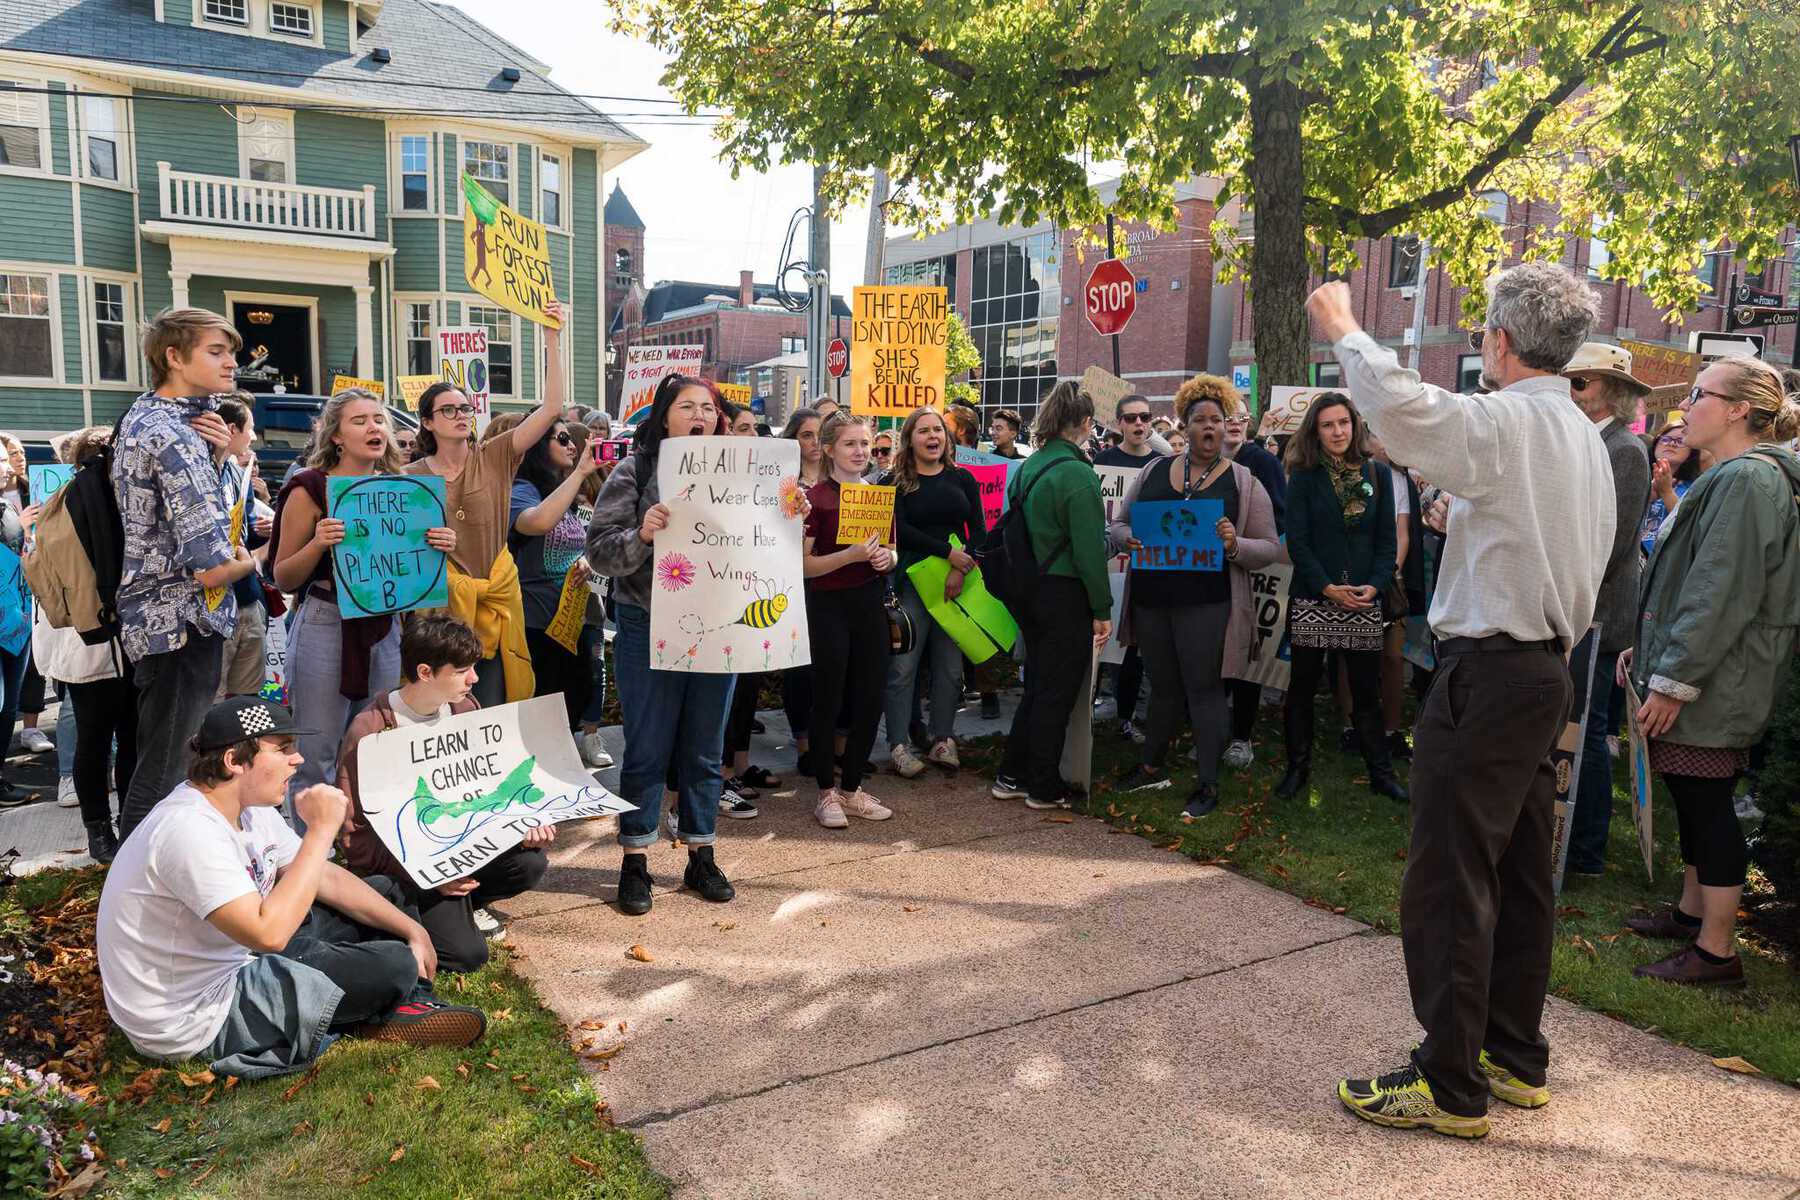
top-left (851, 285), bottom-right (948, 416)
top-left (652, 436), bottom-right (811, 673)
top-left (356, 695), bottom-right (631, 889)
top-left (462, 174), bottom-right (561, 329)
top-left (438, 326), bottom-right (491, 435)
top-left (327, 475), bottom-right (450, 619)
top-left (622, 345), bottom-right (706, 421)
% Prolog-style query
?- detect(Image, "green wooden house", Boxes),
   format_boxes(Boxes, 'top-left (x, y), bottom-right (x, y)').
top-left (0, 0), bottom-right (644, 436)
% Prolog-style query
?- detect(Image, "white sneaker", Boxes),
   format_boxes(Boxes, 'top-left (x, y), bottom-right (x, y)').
top-left (579, 729), bottom-right (615, 769)
top-left (17, 728), bottom-right (52, 755)
top-left (719, 787), bottom-right (760, 819)
top-left (473, 906), bottom-right (506, 941)
top-left (838, 789), bottom-right (893, 821)
top-left (927, 738), bottom-right (960, 772)
top-left (56, 777), bottom-right (78, 808)
top-left (815, 789), bottom-right (849, 829)
top-left (889, 744), bottom-right (926, 779)
top-left (1222, 740), bottom-right (1254, 770)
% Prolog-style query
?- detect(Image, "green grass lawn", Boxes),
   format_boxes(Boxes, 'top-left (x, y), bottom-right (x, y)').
top-left (966, 704), bottom-right (1800, 1087)
top-left (1, 869), bottom-right (669, 1200)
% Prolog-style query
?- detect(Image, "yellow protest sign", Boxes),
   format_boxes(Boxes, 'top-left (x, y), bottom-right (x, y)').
top-left (331, 375), bottom-right (384, 398)
top-left (717, 382), bottom-right (751, 406)
top-left (396, 375), bottom-right (438, 412)
top-left (850, 286), bottom-right (947, 416)
top-left (836, 483), bottom-right (896, 545)
top-left (462, 174), bottom-right (561, 330)
top-left (545, 563), bottom-right (588, 654)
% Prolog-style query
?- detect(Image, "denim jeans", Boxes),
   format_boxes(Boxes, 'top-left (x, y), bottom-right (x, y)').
top-left (0, 644), bottom-right (28, 782)
top-left (286, 593), bottom-right (401, 827)
top-left (1565, 641), bottom-right (1618, 874)
top-left (120, 631), bottom-right (223, 842)
top-left (612, 602), bottom-right (733, 849)
top-left (579, 624), bottom-right (608, 726)
top-left (882, 575), bottom-right (963, 749)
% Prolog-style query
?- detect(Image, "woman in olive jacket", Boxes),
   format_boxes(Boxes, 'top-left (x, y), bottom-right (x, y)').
top-left (1623, 356), bottom-right (1800, 988)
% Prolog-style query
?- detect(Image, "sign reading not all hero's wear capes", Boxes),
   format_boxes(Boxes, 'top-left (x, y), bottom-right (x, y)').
top-left (652, 436), bottom-right (811, 673)
top-left (356, 695), bottom-right (631, 889)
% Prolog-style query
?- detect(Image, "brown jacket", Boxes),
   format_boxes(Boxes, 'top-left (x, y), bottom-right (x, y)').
top-left (336, 689), bottom-right (483, 884)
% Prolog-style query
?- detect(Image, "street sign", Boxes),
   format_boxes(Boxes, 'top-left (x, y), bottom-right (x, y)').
top-left (1690, 331), bottom-right (1765, 359)
top-left (1729, 305), bottom-right (1798, 331)
top-left (826, 337), bottom-right (849, 379)
top-left (1734, 282), bottom-right (1784, 308)
top-left (1084, 258), bottom-right (1137, 337)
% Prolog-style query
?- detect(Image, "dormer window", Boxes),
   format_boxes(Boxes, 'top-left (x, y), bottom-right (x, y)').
top-left (270, 2), bottom-right (314, 37)
top-left (204, 0), bottom-right (249, 25)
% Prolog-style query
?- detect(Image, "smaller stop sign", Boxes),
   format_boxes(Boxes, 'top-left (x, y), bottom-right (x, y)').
top-left (1085, 258), bottom-right (1137, 337)
top-left (826, 337), bottom-right (849, 378)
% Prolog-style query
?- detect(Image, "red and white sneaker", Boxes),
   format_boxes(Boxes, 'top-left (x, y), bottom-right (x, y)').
top-left (360, 994), bottom-right (487, 1048)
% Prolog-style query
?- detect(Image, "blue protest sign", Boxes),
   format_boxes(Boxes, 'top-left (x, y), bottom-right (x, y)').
top-left (28, 464), bottom-right (73, 501)
top-left (327, 475), bottom-right (449, 618)
top-left (0, 543), bottom-right (29, 654)
top-left (1130, 499), bottom-right (1225, 571)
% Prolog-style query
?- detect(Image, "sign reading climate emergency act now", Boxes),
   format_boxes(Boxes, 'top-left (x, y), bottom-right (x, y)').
top-left (850, 286), bottom-right (948, 416)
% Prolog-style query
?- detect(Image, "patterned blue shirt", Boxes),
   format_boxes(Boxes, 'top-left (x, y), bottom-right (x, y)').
top-left (111, 392), bottom-right (237, 661)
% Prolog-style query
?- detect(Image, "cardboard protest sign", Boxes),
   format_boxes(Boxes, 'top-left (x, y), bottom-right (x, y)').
top-left (1618, 339), bottom-right (1700, 390)
top-left (836, 483), bottom-right (895, 544)
top-left (905, 538), bottom-right (1018, 664)
top-left (652, 436), bottom-right (810, 673)
top-left (396, 375), bottom-right (438, 412)
top-left (331, 374), bottom-right (385, 398)
top-left (1623, 676), bottom-right (1655, 880)
top-left (850, 286), bottom-right (948, 416)
top-left (1551, 627), bottom-right (1600, 895)
top-left (622, 345), bottom-right (706, 421)
top-left (544, 563), bottom-right (588, 655)
top-left (955, 446), bottom-right (1018, 530)
top-left (327, 475), bottom-right (450, 619)
top-left (355, 695), bottom-right (630, 889)
top-left (27, 464), bottom-right (73, 501)
top-left (1081, 366), bottom-right (1132, 428)
top-left (259, 608), bottom-right (288, 706)
top-left (1130, 500), bottom-right (1225, 571)
top-left (1257, 386), bottom-right (1329, 437)
top-left (1239, 561), bottom-right (1294, 691)
top-left (462, 174), bottom-right (560, 330)
top-left (438, 326), bottom-right (491, 436)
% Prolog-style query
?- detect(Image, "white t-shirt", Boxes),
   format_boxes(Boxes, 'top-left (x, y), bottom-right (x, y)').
top-left (387, 688), bottom-right (450, 726)
top-left (96, 785), bottom-right (302, 1060)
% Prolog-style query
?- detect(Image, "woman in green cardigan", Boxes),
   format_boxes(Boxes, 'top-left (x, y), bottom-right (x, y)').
top-left (1276, 393), bottom-right (1406, 802)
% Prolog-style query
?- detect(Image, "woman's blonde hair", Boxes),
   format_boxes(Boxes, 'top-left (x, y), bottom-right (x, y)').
top-left (1031, 381), bottom-right (1094, 448)
top-left (819, 410), bottom-right (869, 453)
top-left (482, 412), bottom-right (523, 443)
top-left (890, 406), bottom-right (952, 494)
top-left (306, 388), bottom-right (404, 473)
top-left (1174, 374), bottom-right (1244, 423)
top-left (1712, 357), bottom-right (1800, 443)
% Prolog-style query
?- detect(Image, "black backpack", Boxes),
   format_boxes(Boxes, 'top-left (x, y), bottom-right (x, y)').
top-left (977, 457), bottom-right (1088, 608)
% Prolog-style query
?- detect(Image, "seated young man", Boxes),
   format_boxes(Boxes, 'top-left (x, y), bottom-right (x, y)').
top-left (96, 697), bottom-right (487, 1079)
top-left (337, 615), bottom-right (555, 973)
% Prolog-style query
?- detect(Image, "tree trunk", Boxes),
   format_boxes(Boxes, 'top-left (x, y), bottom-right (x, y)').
top-left (1248, 73), bottom-right (1310, 412)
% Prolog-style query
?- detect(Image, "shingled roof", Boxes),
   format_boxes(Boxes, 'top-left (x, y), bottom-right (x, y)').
top-left (0, 0), bottom-right (644, 151)
top-left (604, 183), bottom-right (644, 230)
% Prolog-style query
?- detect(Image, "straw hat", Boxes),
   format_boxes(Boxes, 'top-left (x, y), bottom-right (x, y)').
top-left (1563, 342), bottom-right (1651, 395)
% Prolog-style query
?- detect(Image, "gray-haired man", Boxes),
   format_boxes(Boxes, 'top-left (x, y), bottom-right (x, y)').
top-left (1307, 262), bottom-right (1614, 1138)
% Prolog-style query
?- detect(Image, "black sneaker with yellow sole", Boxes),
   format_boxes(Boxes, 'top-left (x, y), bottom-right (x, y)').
top-left (1337, 1064), bottom-right (1490, 1139)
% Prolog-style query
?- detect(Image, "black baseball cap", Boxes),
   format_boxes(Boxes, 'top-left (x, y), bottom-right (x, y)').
top-left (190, 697), bottom-right (315, 752)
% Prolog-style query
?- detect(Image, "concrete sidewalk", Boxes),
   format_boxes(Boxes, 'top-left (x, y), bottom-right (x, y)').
top-left (505, 765), bottom-right (1800, 1200)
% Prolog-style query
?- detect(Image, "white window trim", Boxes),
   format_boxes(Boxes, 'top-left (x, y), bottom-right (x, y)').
top-left (389, 127), bottom-right (436, 216)
top-left (537, 300), bottom-right (573, 396)
top-left (225, 290), bottom-right (320, 396)
top-left (0, 264), bottom-right (64, 387)
top-left (457, 139), bottom-right (514, 213)
top-left (86, 272), bottom-right (138, 389)
top-left (394, 295), bottom-right (438, 377)
top-left (77, 92), bottom-right (133, 189)
top-left (201, 0), bottom-right (250, 26)
top-left (464, 302), bottom-right (518, 398)
top-left (267, 0), bottom-right (317, 40)
top-left (194, 0), bottom-right (324, 48)
top-left (236, 104), bottom-right (295, 184)
top-left (0, 75), bottom-right (53, 182)
top-left (538, 146), bottom-right (569, 232)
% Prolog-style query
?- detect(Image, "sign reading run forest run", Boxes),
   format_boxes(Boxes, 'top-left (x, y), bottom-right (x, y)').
top-left (355, 695), bottom-right (632, 889)
top-left (851, 285), bottom-right (948, 416)
top-left (327, 474), bottom-right (450, 619)
top-left (651, 436), bottom-right (811, 673)
top-left (462, 174), bottom-right (561, 329)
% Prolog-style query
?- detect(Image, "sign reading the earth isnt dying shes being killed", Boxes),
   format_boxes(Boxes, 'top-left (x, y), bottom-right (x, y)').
top-left (850, 286), bottom-right (948, 416)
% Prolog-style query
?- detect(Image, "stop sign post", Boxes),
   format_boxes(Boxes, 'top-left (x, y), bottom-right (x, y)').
top-left (1085, 258), bottom-right (1137, 337)
top-left (826, 337), bottom-right (849, 379)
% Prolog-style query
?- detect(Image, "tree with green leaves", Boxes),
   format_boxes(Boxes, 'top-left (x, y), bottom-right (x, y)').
top-left (620, 0), bottom-right (1800, 405)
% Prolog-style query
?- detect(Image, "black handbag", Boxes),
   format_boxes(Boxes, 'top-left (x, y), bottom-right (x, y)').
top-left (884, 591), bottom-right (915, 656)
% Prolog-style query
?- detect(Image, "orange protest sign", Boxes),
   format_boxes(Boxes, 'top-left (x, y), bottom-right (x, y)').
top-left (850, 286), bottom-right (947, 416)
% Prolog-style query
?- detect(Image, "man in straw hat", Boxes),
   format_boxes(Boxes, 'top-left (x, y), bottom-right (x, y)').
top-left (1559, 343), bottom-right (1652, 880)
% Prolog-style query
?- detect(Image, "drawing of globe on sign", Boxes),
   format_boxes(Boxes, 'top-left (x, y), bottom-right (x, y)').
top-left (1159, 507), bottom-right (1199, 540)
top-left (327, 474), bottom-right (452, 618)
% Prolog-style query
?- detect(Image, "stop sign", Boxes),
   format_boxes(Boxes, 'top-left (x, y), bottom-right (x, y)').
top-left (1084, 258), bottom-right (1137, 337)
top-left (826, 337), bottom-right (849, 378)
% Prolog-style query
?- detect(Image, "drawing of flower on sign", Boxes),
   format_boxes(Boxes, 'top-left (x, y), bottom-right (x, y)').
top-left (657, 553), bottom-right (697, 591)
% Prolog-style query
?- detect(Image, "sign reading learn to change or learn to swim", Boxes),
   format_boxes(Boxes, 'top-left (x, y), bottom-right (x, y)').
top-left (1131, 499), bottom-right (1226, 571)
top-left (850, 286), bottom-right (948, 416)
top-left (462, 174), bottom-right (560, 329)
top-left (836, 483), bottom-right (895, 544)
top-left (356, 695), bottom-right (631, 889)
top-left (652, 436), bottom-right (811, 673)
top-left (328, 475), bottom-right (449, 619)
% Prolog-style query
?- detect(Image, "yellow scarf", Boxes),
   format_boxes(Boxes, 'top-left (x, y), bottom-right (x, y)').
top-left (444, 545), bottom-right (535, 702)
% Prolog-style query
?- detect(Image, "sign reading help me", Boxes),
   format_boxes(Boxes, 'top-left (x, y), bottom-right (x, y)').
top-left (328, 475), bottom-right (450, 618)
top-left (1130, 500), bottom-right (1226, 571)
top-left (356, 695), bottom-right (631, 889)
top-left (850, 286), bottom-right (948, 416)
top-left (462, 174), bottom-right (561, 329)
top-left (652, 436), bottom-right (811, 673)
top-left (836, 483), bottom-right (895, 544)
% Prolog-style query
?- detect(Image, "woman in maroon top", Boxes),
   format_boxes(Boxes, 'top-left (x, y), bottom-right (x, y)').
top-left (802, 413), bottom-right (898, 829)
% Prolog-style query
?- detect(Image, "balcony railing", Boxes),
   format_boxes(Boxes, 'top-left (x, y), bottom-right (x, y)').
top-left (157, 162), bottom-right (378, 239)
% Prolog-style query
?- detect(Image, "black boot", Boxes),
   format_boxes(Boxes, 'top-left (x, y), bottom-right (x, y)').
top-left (683, 845), bottom-right (735, 903)
top-left (1357, 711), bottom-right (1408, 802)
top-left (85, 819), bottom-right (119, 865)
top-left (616, 852), bottom-right (653, 916)
top-left (1274, 699), bottom-right (1313, 799)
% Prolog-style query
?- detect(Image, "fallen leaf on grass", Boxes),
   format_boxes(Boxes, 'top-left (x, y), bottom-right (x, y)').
top-left (626, 944), bottom-right (654, 962)
top-left (490, 1008), bottom-right (513, 1022)
top-left (192, 1163), bottom-right (217, 1185)
top-left (198, 1086), bottom-right (215, 1106)
top-left (363, 1091), bottom-right (376, 1106)
top-left (1164, 839), bottom-right (1183, 851)
top-left (1599, 932), bottom-right (1623, 944)
top-left (570, 1154), bottom-right (601, 1175)
top-left (389, 1147), bottom-right (406, 1164)
top-left (582, 1044), bottom-right (625, 1061)
top-left (1268, 864), bottom-right (1290, 880)
top-left (291, 1121), bottom-right (312, 1138)
top-left (279, 1063), bottom-right (320, 1103)
top-left (714, 921), bottom-right (737, 931)
top-left (224, 1075), bottom-right (239, 1090)
top-left (1041, 814), bottom-right (1074, 824)
top-left (519, 1084), bottom-right (539, 1093)
top-left (153, 1168), bottom-right (174, 1180)
top-left (483, 1062), bottom-right (501, 1072)
top-left (577, 1018), bottom-right (608, 1030)
top-left (416, 1076), bottom-right (440, 1091)
top-left (47, 1161), bottom-right (105, 1198)
top-left (456, 1063), bottom-right (471, 1080)
top-left (176, 1069), bottom-right (214, 1087)
top-left (1712, 1056), bottom-right (1762, 1076)
top-left (152, 1117), bottom-right (172, 1134)
top-left (1556, 905), bottom-right (1588, 919)
top-left (1393, 849), bottom-right (1407, 861)
top-left (1568, 935), bottom-right (1598, 960)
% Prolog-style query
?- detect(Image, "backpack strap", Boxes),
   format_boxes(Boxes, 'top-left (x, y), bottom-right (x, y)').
top-left (1743, 451), bottom-right (1800, 538)
top-left (1012, 454), bottom-right (1093, 572)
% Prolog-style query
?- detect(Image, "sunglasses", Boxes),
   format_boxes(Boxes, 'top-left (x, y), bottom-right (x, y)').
top-left (1467, 330), bottom-right (1487, 351)
top-left (1569, 376), bottom-right (1591, 392)
top-left (871, 446), bottom-right (892, 457)
top-left (1119, 412), bottom-right (1151, 424)
top-left (433, 403), bottom-right (477, 418)
top-left (552, 431), bottom-right (575, 446)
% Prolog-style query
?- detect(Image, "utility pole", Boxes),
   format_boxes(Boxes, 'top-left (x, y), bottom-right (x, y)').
top-left (1406, 239), bottom-right (1431, 371)
top-left (864, 168), bottom-right (889, 289)
top-left (1105, 213), bottom-right (1122, 379)
top-left (806, 164), bottom-right (831, 402)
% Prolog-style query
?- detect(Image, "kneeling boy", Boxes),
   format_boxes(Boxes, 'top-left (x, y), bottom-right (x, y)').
top-left (337, 615), bottom-right (555, 972)
top-left (96, 697), bottom-right (486, 1079)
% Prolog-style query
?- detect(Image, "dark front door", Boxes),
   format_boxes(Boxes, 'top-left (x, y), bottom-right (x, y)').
top-left (232, 303), bottom-right (313, 394)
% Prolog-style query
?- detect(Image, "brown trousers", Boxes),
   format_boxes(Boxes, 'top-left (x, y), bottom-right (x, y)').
top-left (1401, 641), bottom-right (1570, 1117)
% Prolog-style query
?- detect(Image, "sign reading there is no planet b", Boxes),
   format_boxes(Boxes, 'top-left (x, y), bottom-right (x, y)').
top-left (328, 474), bottom-right (450, 619)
